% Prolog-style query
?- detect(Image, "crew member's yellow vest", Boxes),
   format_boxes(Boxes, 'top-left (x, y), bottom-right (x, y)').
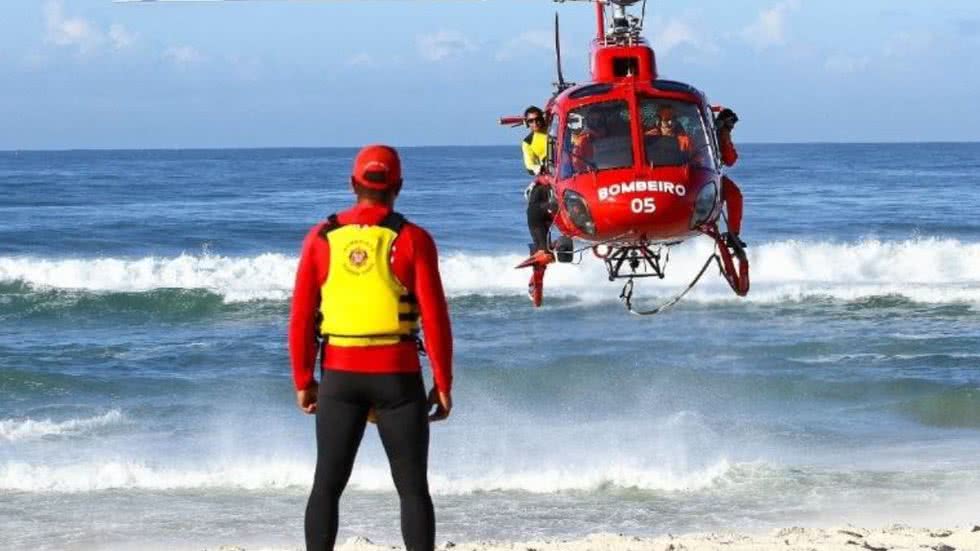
top-left (522, 130), bottom-right (549, 174)
top-left (318, 212), bottom-right (420, 347)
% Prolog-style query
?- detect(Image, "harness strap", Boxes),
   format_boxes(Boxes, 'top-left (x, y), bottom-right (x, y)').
top-left (378, 211), bottom-right (406, 233)
top-left (319, 214), bottom-right (343, 238)
top-left (320, 212), bottom-right (405, 236)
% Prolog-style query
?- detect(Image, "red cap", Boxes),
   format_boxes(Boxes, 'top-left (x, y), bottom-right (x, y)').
top-left (351, 144), bottom-right (402, 190)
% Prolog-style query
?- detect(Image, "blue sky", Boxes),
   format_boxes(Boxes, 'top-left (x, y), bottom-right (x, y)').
top-left (2, 0), bottom-right (979, 149)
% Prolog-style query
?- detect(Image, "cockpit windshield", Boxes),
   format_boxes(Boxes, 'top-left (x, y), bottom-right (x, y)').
top-left (560, 100), bottom-right (633, 178)
top-left (640, 99), bottom-right (715, 169)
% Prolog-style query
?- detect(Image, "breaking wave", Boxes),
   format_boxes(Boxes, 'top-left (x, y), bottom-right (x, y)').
top-left (1, 238), bottom-right (979, 305)
top-left (0, 253), bottom-right (296, 303)
top-left (0, 410), bottom-right (125, 442)
top-left (0, 458), bottom-right (732, 494)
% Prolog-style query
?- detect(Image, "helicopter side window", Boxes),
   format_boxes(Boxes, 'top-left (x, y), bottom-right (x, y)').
top-left (560, 100), bottom-right (633, 178)
top-left (546, 114), bottom-right (560, 174)
top-left (640, 99), bottom-right (716, 170)
top-left (703, 105), bottom-right (721, 170)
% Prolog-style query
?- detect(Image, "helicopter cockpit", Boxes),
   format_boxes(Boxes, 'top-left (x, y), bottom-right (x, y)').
top-left (558, 97), bottom-right (716, 179)
top-left (560, 100), bottom-right (632, 178)
top-left (640, 99), bottom-right (715, 170)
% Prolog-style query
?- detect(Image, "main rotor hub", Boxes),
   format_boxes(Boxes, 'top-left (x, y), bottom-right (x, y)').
top-left (606, 3), bottom-right (644, 46)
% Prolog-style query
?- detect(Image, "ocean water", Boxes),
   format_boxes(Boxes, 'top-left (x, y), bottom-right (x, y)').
top-left (1, 144), bottom-right (979, 551)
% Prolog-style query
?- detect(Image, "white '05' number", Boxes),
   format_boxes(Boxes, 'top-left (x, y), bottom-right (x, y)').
top-left (630, 197), bottom-right (656, 214)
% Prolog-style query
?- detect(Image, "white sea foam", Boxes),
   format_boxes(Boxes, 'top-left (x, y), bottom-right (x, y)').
top-left (0, 410), bottom-right (124, 442)
top-left (791, 352), bottom-right (980, 364)
top-left (0, 253), bottom-right (296, 302)
top-left (0, 458), bottom-right (731, 494)
top-left (426, 460), bottom-right (732, 494)
top-left (1, 238), bottom-right (979, 304)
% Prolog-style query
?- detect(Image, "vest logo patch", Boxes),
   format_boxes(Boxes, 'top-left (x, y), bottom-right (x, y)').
top-left (343, 240), bottom-right (375, 275)
top-left (349, 248), bottom-right (368, 267)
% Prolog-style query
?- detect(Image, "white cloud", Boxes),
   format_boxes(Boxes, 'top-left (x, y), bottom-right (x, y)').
top-left (496, 30), bottom-right (552, 62)
top-left (651, 18), bottom-right (718, 57)
top-left (416, 30), bottom-right (476, 62)
top-left (824, 54), bottom-right (871, 74)
top-left (164, 46), bottom-right (206, 66)
top-left (741, 0), bottom-right (800, 50)
top-left (108, 24), bottom-right (137, 51)
top-left (42, 1), bottom-right (136, 56)
top-left (44, 1), bottom-right (102, 54)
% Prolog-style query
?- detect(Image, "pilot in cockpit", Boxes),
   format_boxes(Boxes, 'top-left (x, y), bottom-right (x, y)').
top-left (644, 105), bottom-right (692, 153)
top-left (570, 111), bottom-right (609, 173)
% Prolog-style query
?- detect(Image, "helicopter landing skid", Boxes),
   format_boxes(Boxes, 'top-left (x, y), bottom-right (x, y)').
top-left (590, 242), bottom-right (681, 316)
top-left (592, 242), bottom-right (672, 281)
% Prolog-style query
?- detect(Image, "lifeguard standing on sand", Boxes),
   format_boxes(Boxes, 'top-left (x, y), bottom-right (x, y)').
top-left (289, 144), bottom-right (453, 551)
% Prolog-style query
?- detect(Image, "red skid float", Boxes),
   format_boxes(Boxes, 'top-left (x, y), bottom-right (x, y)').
top-left (701, 223), bottom-right (750, 297)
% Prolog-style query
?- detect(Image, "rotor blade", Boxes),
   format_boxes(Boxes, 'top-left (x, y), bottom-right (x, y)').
top-left (555, 12), bottom-right (566, 88)
top-left (113, 0), bottom-right (316, 2)
top-left (113, 1), bottom-right (246, 3)
top-left (114, 0), bottom-right (489, 3)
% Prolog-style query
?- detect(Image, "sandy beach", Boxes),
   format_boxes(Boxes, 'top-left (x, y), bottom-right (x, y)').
top-left (205, 525), bottom-right (980, 551)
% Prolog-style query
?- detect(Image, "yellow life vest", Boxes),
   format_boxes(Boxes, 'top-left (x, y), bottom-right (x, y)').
top-left (522, 130), bottom-right (549, 174)
top-left (318, 212), bottom-right (420, 347)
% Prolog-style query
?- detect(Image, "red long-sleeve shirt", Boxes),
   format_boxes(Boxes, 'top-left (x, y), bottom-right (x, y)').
top-left (288, 204), bottom-right (453, 393)
top-left (719, 129), bottom-right (738, 167)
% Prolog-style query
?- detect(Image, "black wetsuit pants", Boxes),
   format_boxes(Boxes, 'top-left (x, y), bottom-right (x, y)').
top-left (305, 370), bottom-right (434, 551)
top-left (526, 184), bottom-right (553, 252)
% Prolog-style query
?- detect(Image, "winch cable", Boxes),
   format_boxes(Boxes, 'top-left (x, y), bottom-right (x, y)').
top-left (619, 251), bottom-right (719, 316)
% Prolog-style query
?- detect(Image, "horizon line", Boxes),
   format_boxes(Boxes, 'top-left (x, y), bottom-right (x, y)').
top-left (3, 140), bottom-right (980, 153)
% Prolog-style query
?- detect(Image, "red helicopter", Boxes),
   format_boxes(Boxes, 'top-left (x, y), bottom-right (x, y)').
top-left (501, 0), bottom-right (749, 314)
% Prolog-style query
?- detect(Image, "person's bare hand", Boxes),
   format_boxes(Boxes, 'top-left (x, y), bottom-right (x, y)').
top-left (297, 384), bottom-right (318, 414)
top-left (427, 387), bottom-right (452, 422)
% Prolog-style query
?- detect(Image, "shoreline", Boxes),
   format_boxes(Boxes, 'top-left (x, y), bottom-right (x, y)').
top-left (205, 525), bottom-right (980, 551)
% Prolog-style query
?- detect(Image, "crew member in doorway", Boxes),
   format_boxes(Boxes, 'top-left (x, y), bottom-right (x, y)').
top-left (716, 108), bottom-right (745, 248)
top-left (521, 106), bottom-right (555, 265)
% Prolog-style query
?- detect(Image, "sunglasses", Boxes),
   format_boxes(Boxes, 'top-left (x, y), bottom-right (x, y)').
top-left (526, 117), bottom-right (543, 124)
